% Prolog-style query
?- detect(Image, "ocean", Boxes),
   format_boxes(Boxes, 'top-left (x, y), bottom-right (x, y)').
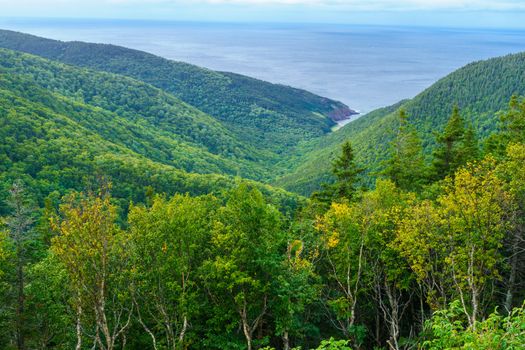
top-left (1, 18), bottom-right (524, 114)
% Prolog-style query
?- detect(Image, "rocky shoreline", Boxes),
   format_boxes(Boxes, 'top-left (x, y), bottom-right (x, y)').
top-left (328, 105), bottom-right (359, 122)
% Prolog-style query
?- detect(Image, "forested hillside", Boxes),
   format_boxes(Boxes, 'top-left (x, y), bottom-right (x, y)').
top-left (0, 48), bottom-right (300, 215)
top-left (0, 29), bottom-right (355, 156)
top-left (277, 52), bottom-right (525, 194)
top-left (2, 93), bottom-right (525, 349)
top-left (0, 48), bottom-right (272, 176)
top-left (1, 29), bottom-right (525, 350)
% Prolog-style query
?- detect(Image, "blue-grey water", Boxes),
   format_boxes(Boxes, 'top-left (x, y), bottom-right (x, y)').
top-left (1, 18), bottom-right (524, 114)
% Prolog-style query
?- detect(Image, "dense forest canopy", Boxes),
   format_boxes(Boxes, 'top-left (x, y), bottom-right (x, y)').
top-left (276, 52), bottom-right (525, 195)
top-left (1, 30), bottom-right (525, 350)
top-left (0, 29), bottom-right (354, 159)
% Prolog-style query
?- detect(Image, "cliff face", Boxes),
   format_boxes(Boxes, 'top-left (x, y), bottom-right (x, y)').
top-left (328, 105), bottom-right (359, 121)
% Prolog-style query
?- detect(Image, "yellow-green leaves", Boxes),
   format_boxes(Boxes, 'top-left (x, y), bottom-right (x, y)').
top-left (396, 200), bottom-right (443, 283)
top-left (440, 157), bottom-right (507, 281)
top-left (50, 192), bottom-right (132, 350)
top-left (51, 193), bottom-right (124, 285)
top-left (396, 157), bottom-right (510, 322)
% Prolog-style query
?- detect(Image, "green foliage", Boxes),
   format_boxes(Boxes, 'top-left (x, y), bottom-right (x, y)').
top-left (201, 183), bottom-right (285, 349)
top-left (0, 47), bottom-right (267, 179)
top-left (278, 52), bottom-right (525, 195)
top-left (24, 254), bottom-right (75, 349)
top-left (316, 179), bottom-right (414, 348)
top-left (128, 194), bottom-right (217, 349)
top-left (274, 101), bottom-right (405, 195)
top-left (2, 181), bottom-right (39, 350)
top-left (381, 109), bottom-right (427, 191)
top-left (330, 142), bottom-right (363, 199)
top-left (0, 230), bottom-right (9, 278)
top-left (51, 191), bottom-right (134, 350)
top-left (432, 105), bottom-right (479, 180)
top-left (0, 29), bottom-right (350, 158)
top-left (0, 51), bottom-right (302, 216)
top-left (423, 301), bottom-right (525, 350)
top-left (313, 141), bottom-right (363, 203)
top-left (2, 28), bottom-right (525, 350)
top-left (501, 95), bottom-right (525, 143)
top-left (0, 229), bottom-right (13, 346)
top-left (315, 338), bottom-right (352, 350)
top-left (397, 157), bottom-right (510, 321)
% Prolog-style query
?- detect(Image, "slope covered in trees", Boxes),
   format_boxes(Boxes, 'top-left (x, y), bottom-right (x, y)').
top-left (2, 96), bottom-right (525, 350)
top-left (1, 29), bottom-right (525, 349)
top-left (0, 48), bottom-right (300, 216)
top-left (277, 52), bottom-right (525, 194)
top-left (5, 29), bottom-right (523, 197)
top-left (0, 29), bottom-right (355, 157)
top-left (0, 48), bottom-right (277, 176)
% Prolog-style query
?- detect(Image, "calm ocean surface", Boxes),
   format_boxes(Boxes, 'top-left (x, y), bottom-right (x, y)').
top-left (1, 18), bottom-right (525, 114)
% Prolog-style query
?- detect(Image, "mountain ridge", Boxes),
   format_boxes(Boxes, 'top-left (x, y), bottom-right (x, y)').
top-left (1, 29), bottom-right (524, 198)
top-left (0, 29), bottom-right (356, 157)
top-left (0, 47), bottom-right (302, 214)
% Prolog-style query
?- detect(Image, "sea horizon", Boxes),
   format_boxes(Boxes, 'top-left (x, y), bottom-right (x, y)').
top-left (2, 17), bottom-right (525, 114)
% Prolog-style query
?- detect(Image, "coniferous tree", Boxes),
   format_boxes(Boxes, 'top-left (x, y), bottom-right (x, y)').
top-left (432, 105), bottom-right (480, 180)
top-left (313, 141), bottom-right (363, 203)
top-left (332, 141), bottom-right (363, 200)
top-left (4, 181), bottom-right (34, 350)
top-left (382, 109), bottom-right (426, 191)
top-left (485, 95), bottom-right (525, 156)
top-left (432, 105), bottom-right (466, 179)
top-left (460, 122), bottom-right (480, 163)
top-left (501, 95), bottom-right (525, 144)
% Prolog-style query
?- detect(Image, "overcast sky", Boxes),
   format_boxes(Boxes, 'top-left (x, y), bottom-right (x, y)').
top-left (1, 0), bottom-right (524, 28)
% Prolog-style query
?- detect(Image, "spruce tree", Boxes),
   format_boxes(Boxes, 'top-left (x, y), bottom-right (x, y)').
top-left (382, 109), bottom-right (426, 191)
top-left (5, 181), bottom-right (34, 350)
top-left (432, 104), bottom-right (465, 179)
top-left (432, 105), bottom-right (479, 179)
top-left (484, 95), bottom-right (525, 156)
top-left (313, 141), bottom-right (363, 203)
top-left (502, 95), bottom-right (525, 144)
top-left (459, 122), bottom-right (479, 163)
top-left (331, 141), bottom-right (363, 200)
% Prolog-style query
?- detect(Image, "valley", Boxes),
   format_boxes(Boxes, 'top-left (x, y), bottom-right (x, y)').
top-left (1, 26), bottom-right (525, 350)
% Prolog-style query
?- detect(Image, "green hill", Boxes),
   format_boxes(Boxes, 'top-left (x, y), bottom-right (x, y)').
top-left (0, 48), bottom-right (300, 213)
top-left (276, 52), bottom-right (525, 194)
top-left (0, 29), bottom-right (354, 157)
top-left (0, 48), bottom-right (272, 176)
top-left (2, 29), bottom-right (524, 199)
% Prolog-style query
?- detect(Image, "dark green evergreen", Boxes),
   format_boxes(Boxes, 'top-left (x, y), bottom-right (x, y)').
top-left (313, 141), bottom-right (363, 203)
top-left (381, 109), bottom-right (426, 191)
top-left (501, 95), bottom-right (525, 144)
top-left (431, 105), bottom-right (479, 180)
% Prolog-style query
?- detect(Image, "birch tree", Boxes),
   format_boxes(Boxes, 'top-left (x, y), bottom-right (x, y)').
top-left (51, 192), bottom-right (133, 350)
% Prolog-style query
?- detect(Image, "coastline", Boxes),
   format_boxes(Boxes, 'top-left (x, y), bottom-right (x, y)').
top-left (332, 113), bottom-right (361, 131)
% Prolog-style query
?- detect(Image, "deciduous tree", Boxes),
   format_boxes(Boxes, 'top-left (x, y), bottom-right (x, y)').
top-left (51, 192), bottom-right (133, 350)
